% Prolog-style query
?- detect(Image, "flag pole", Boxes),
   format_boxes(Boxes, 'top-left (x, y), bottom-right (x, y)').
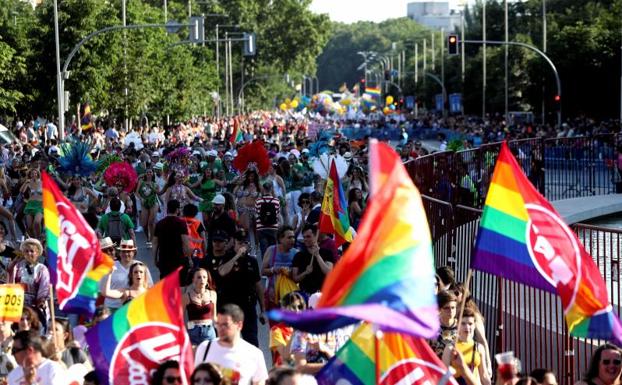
top-left (49, 285), bottom-right (59, 354)
top-left (374, 324), bottom-right (383, 385)
top-left (455, 269), bottom-right (473, 341)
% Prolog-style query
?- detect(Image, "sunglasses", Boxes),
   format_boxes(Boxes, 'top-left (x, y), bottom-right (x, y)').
top-left (602, 359), bottom-right (622, 366)
top-left (291, 304), bottom-right (305, 311)
top-left (164, 376), bottom-right (182, 384)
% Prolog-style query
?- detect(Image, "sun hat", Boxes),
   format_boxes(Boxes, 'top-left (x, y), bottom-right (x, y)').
top-left (100, 237), bottom-right (116, 250)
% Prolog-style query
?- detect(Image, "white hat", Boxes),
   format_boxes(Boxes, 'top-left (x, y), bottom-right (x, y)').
top-left (212, 194), bottom-right (226, 205)
top-left (289, 149), bottom-right (300, 158)
top-left (153, 162), bottom-right (164, 170)
top-left (206, 150), bottom-right (218, 157)
top-left (301, 148), bottom-right (310, 154)
top-left (192, 150), bottom-right (201, 156)
top-left (100, 237), bottom-right (116, 250)
top-left (343, 152), bottom-right (353, 160)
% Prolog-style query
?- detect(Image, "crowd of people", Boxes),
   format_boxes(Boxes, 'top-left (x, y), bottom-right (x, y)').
top-left (0, 111), bottom-right (619, 385)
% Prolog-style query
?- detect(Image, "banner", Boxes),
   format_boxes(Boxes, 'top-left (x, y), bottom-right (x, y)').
top-left (0, 284), bottom-right (24, 323)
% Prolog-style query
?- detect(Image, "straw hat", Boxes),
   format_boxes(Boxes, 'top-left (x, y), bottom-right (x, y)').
top-left (117, 239), bottom-right (137, 251)
top-left (100, 237), bottom-right (115, 250)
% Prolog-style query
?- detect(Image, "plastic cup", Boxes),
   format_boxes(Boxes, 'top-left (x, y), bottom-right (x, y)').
top-left (495, 351), bottom-right (516, 381)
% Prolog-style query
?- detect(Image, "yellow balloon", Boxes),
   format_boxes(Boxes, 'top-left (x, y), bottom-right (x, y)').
top-left (386, 95), bottom-right (394, 105)
top-left (383, 107), bottom-right (391, 114)
top-left (340, 98), bottom-right (351, 106)
top-left (290, 100), bottom-right (299, 108)
top-left (285, 98), bottom-right (291, 104)
top-left (280, 103), bottom-right (287, 111)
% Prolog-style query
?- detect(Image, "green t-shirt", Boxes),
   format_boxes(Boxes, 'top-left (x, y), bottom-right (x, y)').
top-left (97, 211), bottom-right (135, 240)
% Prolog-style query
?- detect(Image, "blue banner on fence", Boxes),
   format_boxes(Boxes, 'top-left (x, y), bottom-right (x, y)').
top-left (405, 96), bottom-right (415, 109)
top-left (449, 93), bottom-right (462, 113)
top-left (435, 94), bottom-right (443, 112)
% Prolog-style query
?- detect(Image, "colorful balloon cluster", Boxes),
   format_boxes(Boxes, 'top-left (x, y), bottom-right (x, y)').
top-left (383, 95), bottom-right (398, 115)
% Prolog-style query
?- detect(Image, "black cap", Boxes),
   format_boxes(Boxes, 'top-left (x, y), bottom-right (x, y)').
top-left (212, 229), bottom-right (230, 241)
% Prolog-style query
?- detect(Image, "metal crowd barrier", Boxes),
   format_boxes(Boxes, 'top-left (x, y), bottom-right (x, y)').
top-left (420, 196), bottom-right (622, 384)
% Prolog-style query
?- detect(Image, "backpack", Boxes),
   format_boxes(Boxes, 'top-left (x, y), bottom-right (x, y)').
top-left (259, 199), bottom-right (278, 226)
top-left (107, 212), bottom-right (124, 244)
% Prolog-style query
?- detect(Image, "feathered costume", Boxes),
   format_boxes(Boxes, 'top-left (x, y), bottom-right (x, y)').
top-left (165, 147), bottom-right (192, 178)
top-left (104, 162), bottom-right (138, 193)
top-left (232, 141), bottom-right (271, 176)
top-left (57, 139), bottom-right (98, 177)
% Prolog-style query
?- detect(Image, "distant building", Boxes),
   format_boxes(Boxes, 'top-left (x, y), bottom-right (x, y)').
top-left (407, 0), bottom-right (463, 32)
top-left (22, 0), bottom-right (43, 8)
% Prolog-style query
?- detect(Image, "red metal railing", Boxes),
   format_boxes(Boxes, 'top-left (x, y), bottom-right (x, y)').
top-left (423, 196), bottom-right (622, 384)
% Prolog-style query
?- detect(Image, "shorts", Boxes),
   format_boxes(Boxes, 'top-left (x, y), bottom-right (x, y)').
top-left (187, 323), bottom-right (216, 346)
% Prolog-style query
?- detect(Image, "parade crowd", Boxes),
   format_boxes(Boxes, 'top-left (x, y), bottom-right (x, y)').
top-left (0, 112), bottom-right (619, 385)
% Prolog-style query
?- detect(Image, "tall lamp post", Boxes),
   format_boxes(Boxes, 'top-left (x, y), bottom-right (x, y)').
top-left (53, 0), bottom-right (64, 139)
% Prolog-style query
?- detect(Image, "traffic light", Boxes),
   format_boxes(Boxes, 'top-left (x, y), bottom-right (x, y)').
top-left (554, 95), bottom-right (561, 102)
top-left (448, 34), bottom-right (459, 55)
top-left (189, 16), bottom-right (205, 43)
top-left (243, 32), bottom-right (256, 56)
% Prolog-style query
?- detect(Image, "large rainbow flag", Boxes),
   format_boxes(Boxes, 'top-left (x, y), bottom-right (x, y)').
top-left (42, 172), bottom-right (113, 315)
top-left (317, 323), bottom-right (456, 385)
top-left (472, 142), bottom-right (622, 341)
top-left (319, 159), bottom-right (354, 247)
top-left (269, 140), bottom-right (439, 337)
top-left (85, 268), bottom-right (194, 385)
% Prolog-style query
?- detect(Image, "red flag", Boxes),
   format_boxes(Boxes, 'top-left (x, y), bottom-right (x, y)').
top-left (42, 171), bottom-right (113, 315)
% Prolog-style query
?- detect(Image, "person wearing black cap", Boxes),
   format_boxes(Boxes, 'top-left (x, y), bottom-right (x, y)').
top-left (203, 229), bottom-right (265, 347)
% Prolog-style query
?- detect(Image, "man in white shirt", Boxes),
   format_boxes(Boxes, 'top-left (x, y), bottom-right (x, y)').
top-left (8, 330), bottom-right (65, 385)
top-left (195, 304), bottom-right (268, 385)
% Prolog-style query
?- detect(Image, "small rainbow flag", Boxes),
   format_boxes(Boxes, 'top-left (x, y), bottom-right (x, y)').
top-left (86, 268), bottom-right (194, 385)
top-left (81, 103), bottom-right (93, 131)
top-left (365, 86), bottom-right (381, 97)
top-left (473, 142), bottom-right (622, 341)
top-left (229, 118), bottom-right (243, 144)
top-left (43, 172), bottom-right (113, 315)
top-left (319, 159), bottom-right (354, 247)
top-left (317, 323), bottom-right (456, 385)
top-left (269, 140), bottom-right (439, 337)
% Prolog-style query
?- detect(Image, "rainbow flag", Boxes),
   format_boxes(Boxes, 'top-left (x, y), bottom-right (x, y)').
top-left (317, 323), bottom-right (456, 385)
top-left (365, 86), bottom-right (381, 97)
top-left (269, 140), bottom-right (439, 337)
top-left (42, 172), bottom-right (113, 315)
top-left (230, 118), bottom-right (243, 144)
top-left (472, 142), bottom-right (622, 341)
top-left (319, 159), bottom-right (354, 247)
top-left (81, 103), bottom-right (93, 131)
top-left (85, 268), bottom-right (194, 385)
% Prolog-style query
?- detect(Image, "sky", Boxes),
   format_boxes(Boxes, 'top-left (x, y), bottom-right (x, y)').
top-left (309, 0), bottom-right (412, 24)
top-left (309, 0), bottom-right (466, 24)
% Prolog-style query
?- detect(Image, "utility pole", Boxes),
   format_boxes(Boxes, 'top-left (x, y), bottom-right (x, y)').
top-left (164, 0), bottom-right (167, 22)
top-left (431, 31), bottom-right (435, 71)
top-left (53, 0), bottom-right (64, 139)
top-left (415, 42), bottom-right (418, 84)
top-left (122, 0), bottom-right (128, 131)
top-left (461, 9), bottom-right (465, 82)
top-left (542, 0), bottom-right (547, 124)
top-left (482, 0), bottom-right (487, 119)
top-left (441, 27), bottom-right (446, 117)
top-left (504, 0), bottom-right (509, 124)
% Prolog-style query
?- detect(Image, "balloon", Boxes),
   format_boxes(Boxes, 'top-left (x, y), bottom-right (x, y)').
top-left (383, 107), bottom-right (391, 115)
top-left (285, 98), bottom-right (291, 104)
top-left (386, 95), bottom-right (394, 105)
top-left (290, 100), bottom-right (299, 108)
top-left (340, 98), bottom-right (351, 106)
top-left (280, 103), bottom-right (287, 111)
top-left (390, 104), bottom-right (396, 110)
